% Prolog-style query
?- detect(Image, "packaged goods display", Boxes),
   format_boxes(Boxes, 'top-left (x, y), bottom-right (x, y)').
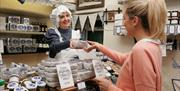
top-left (0, 53), bottom-right (122, 90)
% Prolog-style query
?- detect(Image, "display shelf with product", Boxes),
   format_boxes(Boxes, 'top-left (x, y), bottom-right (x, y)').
top-left (0, 0), bottom-right (51, 54)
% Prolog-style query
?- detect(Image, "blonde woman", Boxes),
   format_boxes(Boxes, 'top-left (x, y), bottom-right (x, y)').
top-left (81, 0), bottom-right (167, 91)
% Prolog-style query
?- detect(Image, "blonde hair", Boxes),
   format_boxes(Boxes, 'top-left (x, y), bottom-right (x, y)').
top-left (125, 0), bottom-right (167, 43)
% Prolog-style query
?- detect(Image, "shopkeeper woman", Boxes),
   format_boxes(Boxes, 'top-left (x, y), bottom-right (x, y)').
top-left (45, 5), bottom-right (80, 58)
top-left (80, 0), bottom-right (167, 91)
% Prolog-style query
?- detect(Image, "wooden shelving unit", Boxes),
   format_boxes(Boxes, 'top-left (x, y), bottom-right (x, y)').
top-left (0, 30), bottom-right (45, 35)
top-left (0, 0), bottom-right (53, 17)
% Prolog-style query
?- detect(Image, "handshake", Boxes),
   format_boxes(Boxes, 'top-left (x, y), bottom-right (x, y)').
top-left (70, 39), bottom-right (89, 49)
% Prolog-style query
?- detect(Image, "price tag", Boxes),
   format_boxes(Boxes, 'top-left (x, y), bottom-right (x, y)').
top-left (77, 82), bottom-right (86, 90)
top-left (56, 61), bottom-right (74, 89)
top-left (0, 40), bottom-right (4, 53)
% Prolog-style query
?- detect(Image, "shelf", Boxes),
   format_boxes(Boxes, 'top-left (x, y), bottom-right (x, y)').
top-left (0, 0), bottom-right (53, 17)
top-left (0, 30), bottom-right (45, 35)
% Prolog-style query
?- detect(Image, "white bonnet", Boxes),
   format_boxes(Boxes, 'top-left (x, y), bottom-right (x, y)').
top-left (50, 5), bottom-right (72, 27)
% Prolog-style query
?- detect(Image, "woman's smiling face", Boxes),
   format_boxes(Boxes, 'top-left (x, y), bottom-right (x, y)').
top-left (59, 12), bottom-right (71, 29)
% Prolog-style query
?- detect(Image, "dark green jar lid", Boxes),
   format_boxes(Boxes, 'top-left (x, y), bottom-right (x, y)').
top-left (0, 79), bottom-right (5, 86)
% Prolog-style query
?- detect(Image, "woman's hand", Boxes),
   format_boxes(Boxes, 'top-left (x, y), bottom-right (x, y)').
top-left (83, 41), bottom-right (98, 52)
top-left (92, 77), bottom-right (112, 91)
top-left (70, 39), bottom-right (79, 48)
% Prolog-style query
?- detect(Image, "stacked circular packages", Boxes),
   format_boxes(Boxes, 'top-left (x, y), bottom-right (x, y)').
top-left (37, 58), bottom-right (62, 87)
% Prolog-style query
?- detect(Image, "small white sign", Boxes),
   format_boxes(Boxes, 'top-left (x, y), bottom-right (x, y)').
top-left (0, 40), bottom-right (4, 53)
top-left (56, 61), bottom-right (74, 89)
top-left (77, 82), bottom-right (86, 90)
top-left (92, 60), bottom-right (105, 77)
top-left (177, 25), bottom-right (180, 34)
top-left (172, 12), bottom-right (178, 17)
top-left (115, 20), bottom-right (123, 26)
top-left (160, 44), bottom-right (166, 57)
top-left (171, 20), bottom-right (178, 24)
top-left (115, 14), bottom-right (123, 20)
top-left (169, 25), bottom-right (175, 34)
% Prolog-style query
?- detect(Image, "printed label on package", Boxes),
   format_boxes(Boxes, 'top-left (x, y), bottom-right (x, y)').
top-left (56, 61), bottom-right (74, 89)
top-left (92, 60), bottom-right (105, 77)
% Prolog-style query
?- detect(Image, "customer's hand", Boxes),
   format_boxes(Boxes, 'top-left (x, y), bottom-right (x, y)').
top-left (70, 39), bottom-right (79, 48)
top-left (70, 39), bottom-right (88, 49)
top-left (83, 41), bottom-right (98, 52)
top-left (92, 77), bottom-right (112, 91)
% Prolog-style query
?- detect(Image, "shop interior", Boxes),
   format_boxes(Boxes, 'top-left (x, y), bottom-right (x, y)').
top-left (0, 0), bottom-right (180, 91)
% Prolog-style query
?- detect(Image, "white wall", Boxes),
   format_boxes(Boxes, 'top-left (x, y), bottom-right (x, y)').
top-left (165, 0), bottom-right (180, 10)
top-left (103, 0), bottom-right (134, 52)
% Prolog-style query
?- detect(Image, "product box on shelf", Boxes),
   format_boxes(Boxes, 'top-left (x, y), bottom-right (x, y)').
top-left (17, 24), bottom-right (26, 31)
top-left (7, 16), bottom-right (20, 24)
top-left (23, 45), bottom-right (38, 53)
top-left (0, 16), bottom-right (6, 30)
top-left (6, 23), bottom-right (17, 31)
top-left (26, 25), bottom-right (33, 31)
top-left (7, 38), bottom-right (20, 46)
top-left (0, 38), bottom-right (8, 46)
top-left (33, 25), bottom-right (40, 32)
top-left (21, 18), bottom-right (30, 25)
top-left (20, 38), bottom-right (33, 45)
top-left (6, 45), bottom-right (22, 53)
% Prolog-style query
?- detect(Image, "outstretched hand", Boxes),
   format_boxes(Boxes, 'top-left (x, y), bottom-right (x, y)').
top-left (83, 41), bottom-right (98, 52)
top-left (91, 77), bottom-right (112, 91)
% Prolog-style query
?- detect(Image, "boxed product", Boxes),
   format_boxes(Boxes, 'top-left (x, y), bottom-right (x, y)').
top-left (0, 16), bottom-right (6, 30)
top-left (7, 45), bottom-right (22, 53)
top-left (17, 24), bottom-right (26, 31)
top-left (21, 18), bottom-right (30, 25)
top-left (7, 23), bottom-right (17, 30)
top-left (23, 45), bottom-right (37, 53)
top-left (33, 25), bottom-right (40, 32)
top-left (26, 25), bottom-right (33, 31)
top-left (7, 38), bottom-right (20, 46)
top-left (8, 16), bottom-right (20, 24)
